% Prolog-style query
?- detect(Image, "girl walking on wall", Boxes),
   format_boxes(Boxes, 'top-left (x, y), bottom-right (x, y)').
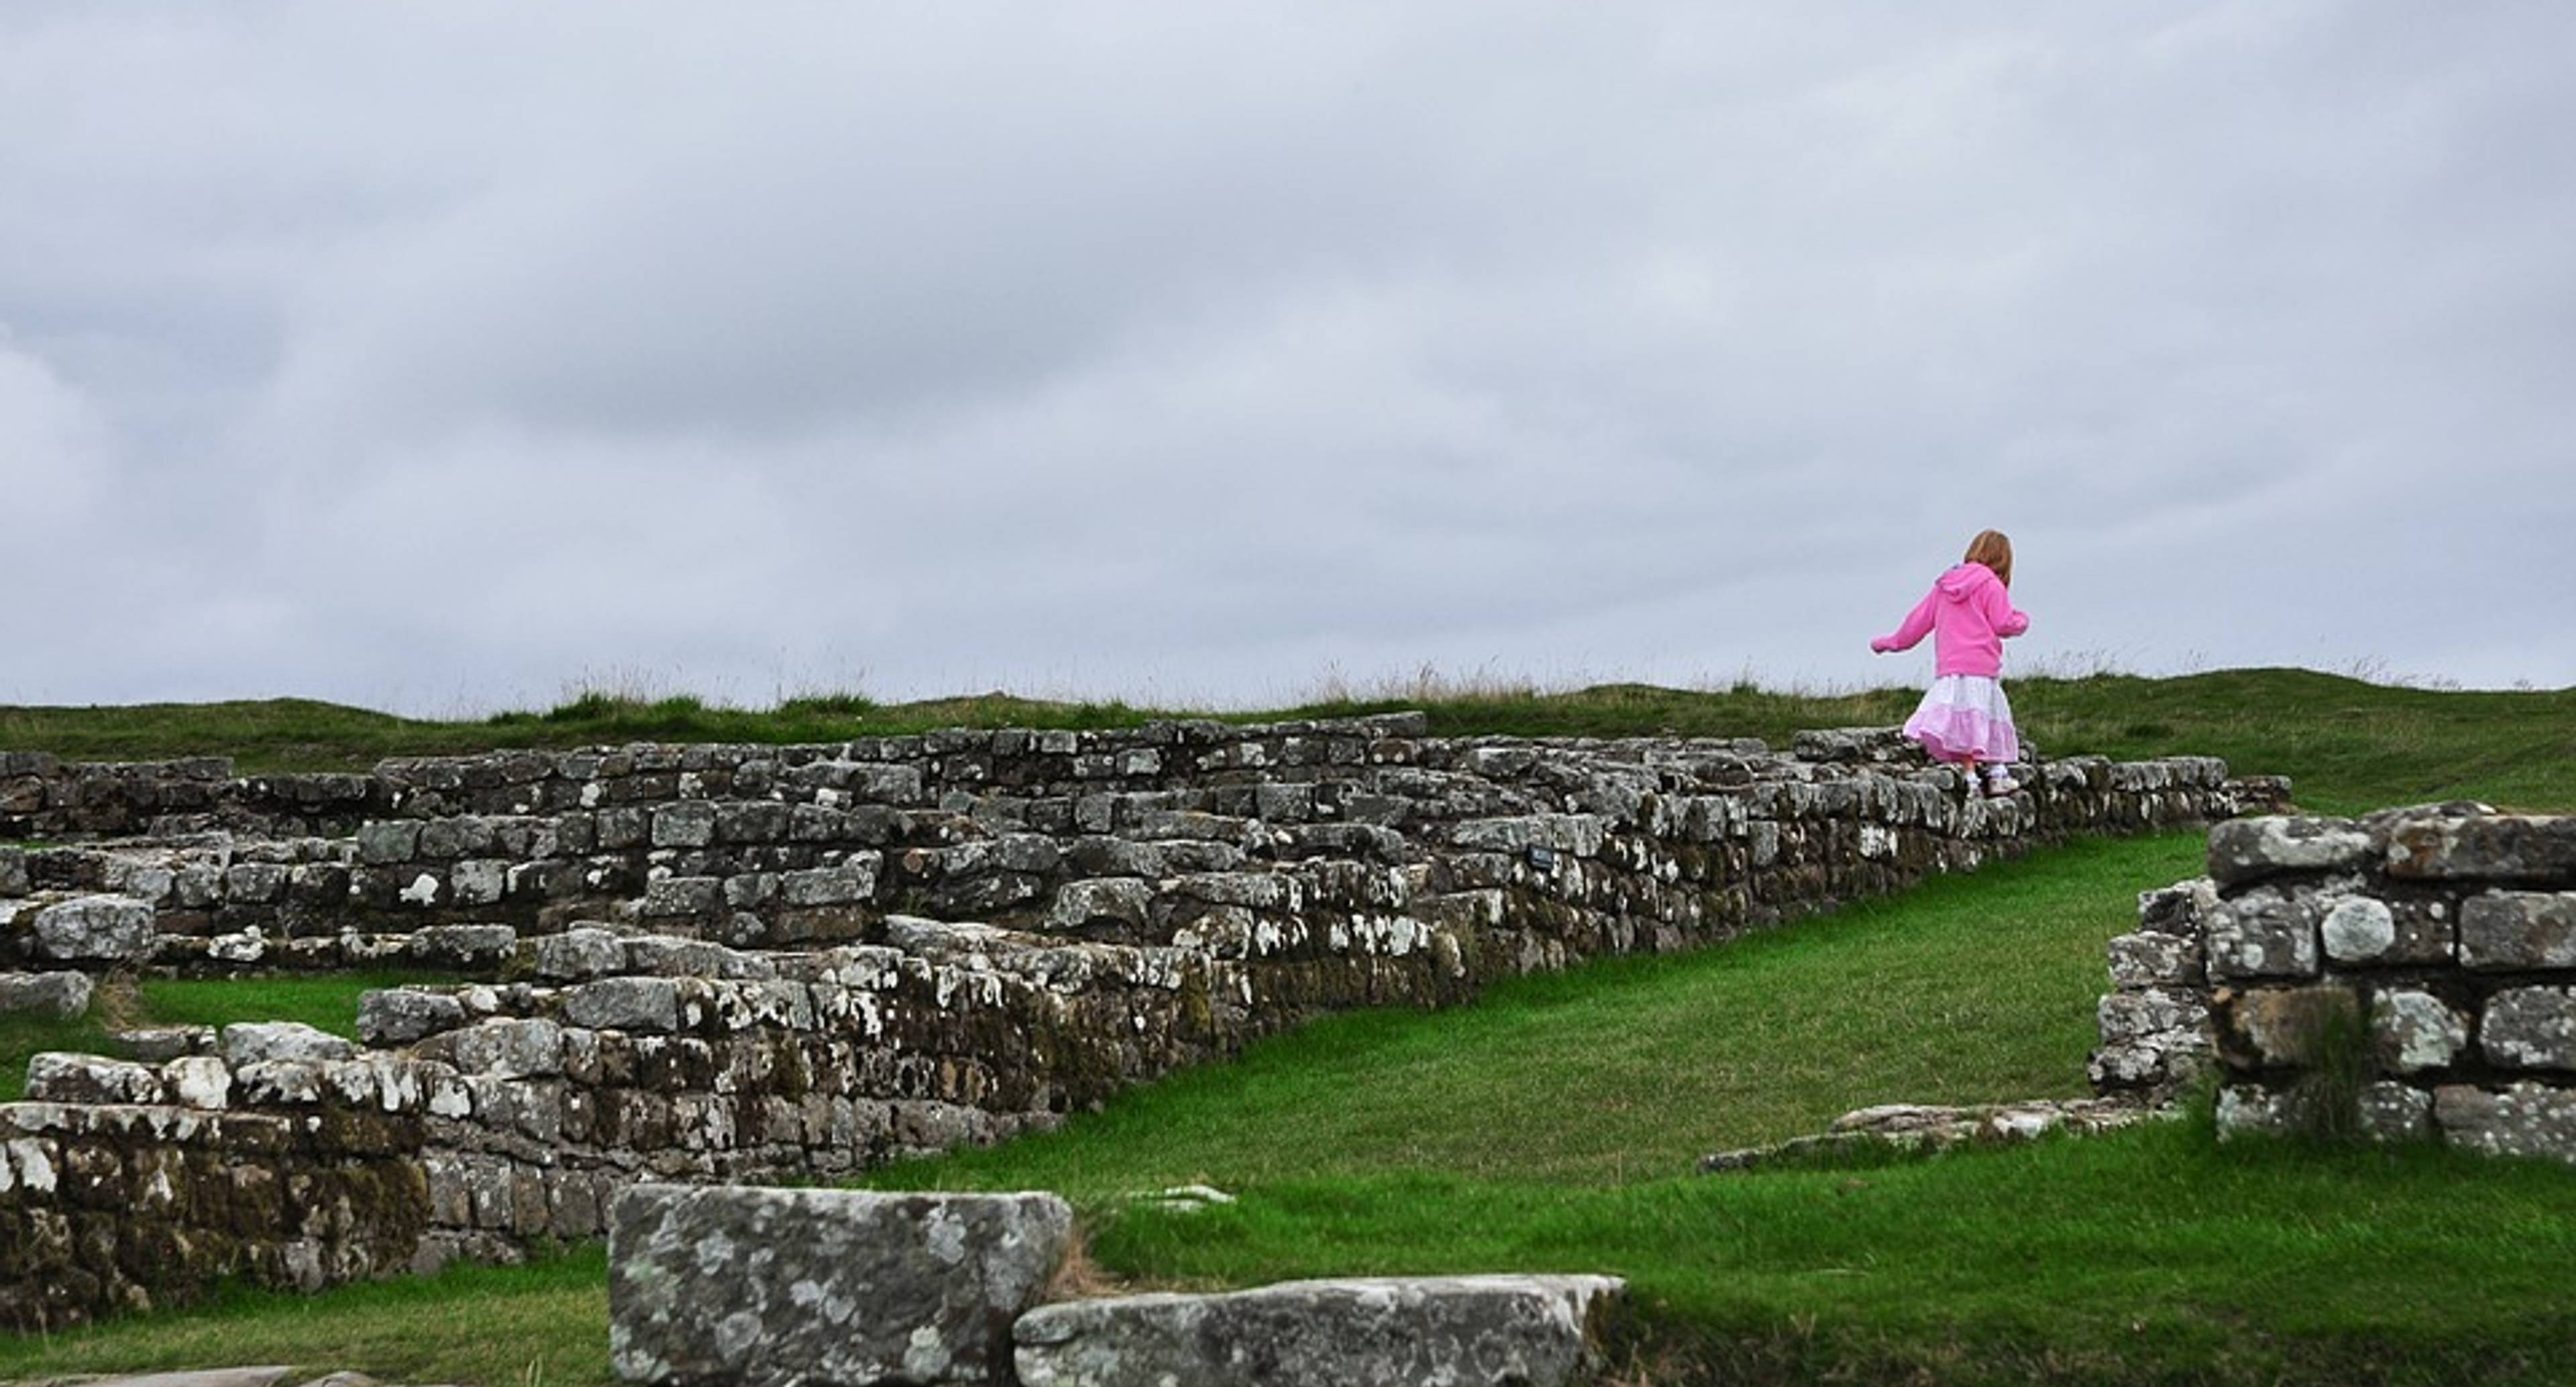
top-left (1871, 529), bottom-right (2029, 797)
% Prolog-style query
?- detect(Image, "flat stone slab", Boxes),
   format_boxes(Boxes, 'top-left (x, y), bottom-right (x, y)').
top-left (1014, 1274), bottom-right (1628, 1387)
top-left (610, 1183), bottom-right (1073, 1387)
top-left (58, 1370), bottom-right (296, 1387)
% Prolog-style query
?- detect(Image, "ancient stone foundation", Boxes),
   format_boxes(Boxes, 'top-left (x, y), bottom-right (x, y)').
top-left (1, 716), bottom-right (2277, 1329)
top-left (2095, 803), bottom-right (2576, 1158)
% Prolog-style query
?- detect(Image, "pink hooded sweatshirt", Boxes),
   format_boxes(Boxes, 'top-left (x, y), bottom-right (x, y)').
top-left (1872, 561), bottom-right (2029, 677)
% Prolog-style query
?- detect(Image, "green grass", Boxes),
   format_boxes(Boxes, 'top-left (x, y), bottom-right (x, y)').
top-left (0, 1243), bottom-right (608, 1387)
top-left (0, 972), bottom-right (455, 1103)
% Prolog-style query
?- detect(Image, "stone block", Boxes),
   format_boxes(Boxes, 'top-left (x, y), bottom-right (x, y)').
top-left (409, 923), bottom-right (519, 968)
top-left (641, 877), bottom-right (723, 918)
top-left (2384, 812), bottom-right (2576, 881)
top-left (535, 926), bottom-right (631, 981)
top-left (2359, 1080), bottom-right (2434, 1142)
top-left (2481, 987), bottom-right (2576, 1071)
top-left (2434, 1082), bottom-right (2576, 1160)
top-left (448, 1017), bottom-right (566, 1078)
top-left (358, 989), bottom-right (468, 1046)
top-left (1014, 1274), bottom-right (1629, 1387)
top-left (2135, 877), bottom-right (2217, 936)
top-left (2204, 887), bottom-right (2320, 981)
top-left (1044, 878), bottom-right (1156, 932)
top-left (221, 1021), bottom-right (358, 1067)
top-left (2372, 989), bottom-right (2469, 1074)
top-left (162, 1054), bottom-right (232, 1109)
top-left (2318, 896), bottom-right (2400, 964)
top-left (2220, 987), bottom-right (2362, 1068)
top-left (23, 1052), bottom-right (164, 1105)
top-left (2460, 891), bottom-right (2576, 970)
top-left (2206, 816), bottom-right (2371, 887)
top-left (610, 1183), bottom-right (1073, 1387)
top-left (32, 895), bottom-right (156, 962)
top-left (565, 977), bottom-right (683, 1033)
top-left (0, 970), bottom-right (93, 1019)
top-left (2106, 932), bottom-right (2201, 989)
top-left (356, 821), bottom-right (422, 865)
top-left (651, 801), bottom-right (720, 848)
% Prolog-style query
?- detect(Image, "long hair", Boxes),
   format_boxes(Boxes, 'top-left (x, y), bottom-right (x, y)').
top-left (1963, 529), bottom-right (2013, 588)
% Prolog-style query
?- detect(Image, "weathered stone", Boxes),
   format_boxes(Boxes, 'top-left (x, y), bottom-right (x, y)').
top-left (2372, 989), bottom-right (2469, 1073)
top-left (32, 895), bottom-right (156, 962)
top-left (117, 1025), bottom-right (215, 1062)
top-left (24, 1052), bottom-right (164, 1105)
top-left (446, 1017), bottom-right (566, 1078)
top-left (2481, 987), bottom-right (2576, 1071)
top-left (2459, 891), bottom-right (2576, 970)
top-left (1044, 878), bottom-right (1156, 932)
top-left (641, 876), bottom-right (723, 918)
top-left (1014, 1274), bottom-right (1628, 1387)
top-left (2106, 932), bottom-right (2200, 989)
top-left (358, 989), bottom-right (469, 1046)
top-left (2213, 1084), bottom-right (2296, 1139)
top-left (2204, 887), bottom-right (2320, 981)
top-left (356, 821), bottom-right (422, 865)
top-left (535, 926), bottom-right (631, 981)
top-left (162, 1054), bottom-right (233, 1109)
top-left (651, 801), bottom-right (719, 848)
top-left (2318, 896), bottom-right (2398, 964)
top-left (564, 977), bottom-right (683, 1033)
top-left (221, 1021), bottom-right (358, 1067)
top-left (409, 923), bottom-right (519, 968)
top-left (2358, 1081), bottom-right (2434, 1142)
top-left (2220, 987), bottom-right (2361, 1068)
top-left (2135, 877), bottom-right (2217, 936)
top-left (2434, 1082), bottom-right (2576, 1160)
top-left (0, 970), bottom-right (93, 1018)
top-left (610, 1184), bottom-right (1073, 1387)
top-left (2384, 812), bottom-right (2576, 881)
top-left (2206, 816), bottom-right (2369, 887)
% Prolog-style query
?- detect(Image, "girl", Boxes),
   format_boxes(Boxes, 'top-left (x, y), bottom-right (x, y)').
top-left (1870, 529), bottom-right (2029, 796)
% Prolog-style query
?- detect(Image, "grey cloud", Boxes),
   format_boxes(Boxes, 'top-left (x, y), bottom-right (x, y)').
top-left (1, 2), bottom-right (2571, 712)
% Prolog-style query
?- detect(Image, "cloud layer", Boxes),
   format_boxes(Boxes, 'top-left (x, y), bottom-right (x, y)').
top-left (5, 3), bottom-right (2569, 712)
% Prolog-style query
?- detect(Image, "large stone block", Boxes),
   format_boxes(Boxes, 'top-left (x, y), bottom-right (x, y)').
top-left (23, 1052), bottom-right (164, 1105)
top-left (32, 895), bottom-right (156, 962)
top-left (2206, 816), bottom-right (2370, 887)
top-left (2459, 891), bottom-right (2576, 970)
top-left (2384, 813), bottom-right (2576, 882)
top-left (2481, 987), bottom-right (2576, 1072)
top-left (358, 989), bottom-right (468, 1046)
top-left (0, 970), bottom-right (93, 1019)
top-left (610, 1184), bottom-right (1073, 1387)
top-left (2434, 1082), bottom-right (2576, 1160)
top-left (2372, 989), bottom-right (2469, 1073)
top-left (221, 1021), bottom-right (358, 1067)
top-left (1014, 1274), bottom-right (1628, 1387)
top-left (2219, 987), bottom-right (2361, 1068)
top-left (2204, 887), bottom-right (2321, 981)
top-left (2106, 932), bottom-right (2202, 989)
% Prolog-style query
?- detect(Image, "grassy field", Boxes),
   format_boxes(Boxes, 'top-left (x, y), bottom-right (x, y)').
top-left (1, 669), bottom-right (2571, 1384)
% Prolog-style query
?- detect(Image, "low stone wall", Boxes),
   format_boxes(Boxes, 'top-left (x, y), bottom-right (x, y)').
top-left (0, 718), bottom-right (2279, 1328)
top-left (2094, 804), bottom-right (2576, 1158)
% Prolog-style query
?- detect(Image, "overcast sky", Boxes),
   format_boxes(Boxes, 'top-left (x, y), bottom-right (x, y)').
top-left (4, 3), bottom-right (2569, 714)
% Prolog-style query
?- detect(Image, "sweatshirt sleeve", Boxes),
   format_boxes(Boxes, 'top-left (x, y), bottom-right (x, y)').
top-left (1872, 590), bottom-right (1937, 653)
top-left (1986, 582), bottom-right (2029, 639)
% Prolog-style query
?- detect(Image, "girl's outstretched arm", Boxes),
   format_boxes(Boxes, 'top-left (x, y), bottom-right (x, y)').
top-left (1985, 582), bottom-right (2029, 638)
top-left (1872, 590), bottom-right (1937, 653)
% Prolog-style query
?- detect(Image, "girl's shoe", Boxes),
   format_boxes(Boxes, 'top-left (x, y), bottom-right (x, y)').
top-left (1984, 769), bottom-right (2021, 795)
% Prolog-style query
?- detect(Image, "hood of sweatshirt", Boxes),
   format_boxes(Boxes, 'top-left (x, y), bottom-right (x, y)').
top-left (1935, 562), bottom-right (2000, 601)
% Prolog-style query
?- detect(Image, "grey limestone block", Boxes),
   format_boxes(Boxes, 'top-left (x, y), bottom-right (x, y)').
top-left (2204, 887), bottom-right (2322, 981)
top-left (358, 988), bottom-right (468, 1046)
top-left (2206, 816), bottom-right (2371, 888)
top-left (2372, 989), bottom-right (2470, 1074)
top-left (221, 1020), bottom-right (359, 1067)
top-left (2434, 1082), bottom-right (2576, 1160)
top-left (0, 970), bottom-right (93, 1019)
top-left (2383, 812), bottom-right (2576, 882)
top-left (2481, 987), bottom-right (2576, 1072)
top-left (535, 926), bottom-right (632, 981)
top-left (1014, 1274), bottom-right (1629, 1387)
top-left (2460, 891), bottom-right (2576, 970)
top-left (23, 1052), bottom-right (165, 1105)
top-left (32, 895), bottom-right (157, 962)
top-left (409, 923), bottom-right (519, 968)
top-left (652, 801), bottom-right (720, 849)
top-left (2106, 932), bottom-right (2202, 989)
top-left (564, 977), bottom-right (684, 1033)
top-left (610, 1183), bottom-right (1073, 1387)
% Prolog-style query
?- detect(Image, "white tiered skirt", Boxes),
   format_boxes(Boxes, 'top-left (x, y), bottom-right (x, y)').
top-left (1902, 675), bottom-right (2020, 764)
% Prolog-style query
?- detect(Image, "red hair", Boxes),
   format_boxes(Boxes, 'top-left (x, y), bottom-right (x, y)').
top-left (1964, 530), bottom-right (2013, 588)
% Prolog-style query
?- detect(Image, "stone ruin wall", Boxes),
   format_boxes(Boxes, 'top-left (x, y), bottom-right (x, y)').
top-left (2093, 804), bottom-right (2576, 1158)
top-left (0, 717), bottom-right (2282, 1329)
